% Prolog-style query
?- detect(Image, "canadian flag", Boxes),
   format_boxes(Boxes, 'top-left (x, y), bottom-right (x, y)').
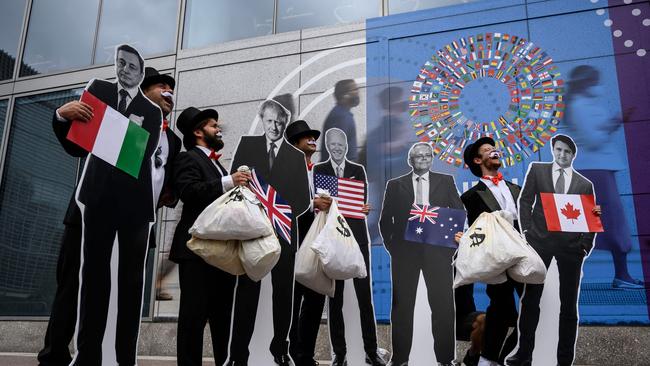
top-left (540, 193), bottom-right (604, 233)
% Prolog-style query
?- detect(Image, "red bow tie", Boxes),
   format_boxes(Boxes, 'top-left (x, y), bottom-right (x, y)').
top-left (307, 162), bottom-right (314, 171)
top-left (209, 149), bottom-right (221, 160)
top-left (162, 120), bottom-right (169, 131)
top-left (483, 172), bottom-right (503, 185)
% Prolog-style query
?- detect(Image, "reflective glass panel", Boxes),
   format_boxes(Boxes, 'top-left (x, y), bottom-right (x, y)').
top-left (276, 0), bottom-right (379, 33)
top-left (94, 0), bottom-right (179, 65)
top-left (182, 0), bottom-right (274, 49)
top-left (20, 0), bottom-right (100, 76)
top-left (0, 0), bottom-right (27, 80)
top-left (388, 0), bottom-right (482, 15)
top-left (0, 100), bottom-right (7, 142)
top-left (0, 89), bottom-right (81, 315)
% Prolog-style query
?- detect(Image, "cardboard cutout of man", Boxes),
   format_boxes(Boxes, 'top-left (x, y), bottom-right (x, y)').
top-left (460, 137), bottom-right (524, 366)
top-left (227, 99), bottom-right (311, 366)
top-left (44, 65), bottom-right (179, 366)
top-left (313, 128), bottom-right (385, 366)
top-left (170, 106), bottom-right (250, 366)
top-left (379, 142), bottom-right (464, 366)
top-left (507, 134), bottom-right (601, 366)
top-left (51, 44), bottom-right (162, 365)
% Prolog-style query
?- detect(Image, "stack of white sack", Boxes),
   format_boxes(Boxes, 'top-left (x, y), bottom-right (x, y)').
top-left (295, 199), bottom-right (367, 297)
top-left (187, 167), bottom-right (281, 281)
top-left (453, 211), bottom-right (546, 288)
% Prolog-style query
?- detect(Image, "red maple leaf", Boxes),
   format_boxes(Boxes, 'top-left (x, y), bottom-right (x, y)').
top-left (560, 202), bottom-right (581, 222)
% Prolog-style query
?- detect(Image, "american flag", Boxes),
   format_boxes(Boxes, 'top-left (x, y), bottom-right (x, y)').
top-left (248, 170), bottom-right (292, 243)
top-left (314, 174), bottom-right (365, 219)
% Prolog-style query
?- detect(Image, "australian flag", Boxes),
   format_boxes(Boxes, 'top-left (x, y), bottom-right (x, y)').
top-left (404, 204), bottom-right (466, 248)
top-left (248, 169), bottom-right (292, 243)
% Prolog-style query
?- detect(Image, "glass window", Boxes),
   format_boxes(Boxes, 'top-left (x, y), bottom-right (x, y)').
top-left (0, 0), bottom-right (27, 80)
top-left (182, 0), bottom-right (273, 49)
top-left (0, 100), bottom-right (7, 141)
top-left (388, 0), bottom-right (481, 15)
top-left (94, 0), bottom-right (179, 65)
top-left (0, 89), bottom-right (81, 316)
top-left (276, 0), bottom-right (380, 33)
top-left (20, 0), bottom-right (100, 76)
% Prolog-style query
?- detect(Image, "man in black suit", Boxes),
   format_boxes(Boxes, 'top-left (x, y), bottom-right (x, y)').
top-left (314, 128), bottom-right (385, 366)
top-left (460, 137), bottom-right (524, 366)
top-left (228, 99), bottom-right (311, 366)
top-left (283, 120), bottom-right (332, 366)
top-left (379, 142), bottom-right (464, 366)
top-left (170, 106), bottom-right (250, 366)
top-left (507, 135), bottom-right (600, 366)
top-left (49, 45), bottom-right (163, 366)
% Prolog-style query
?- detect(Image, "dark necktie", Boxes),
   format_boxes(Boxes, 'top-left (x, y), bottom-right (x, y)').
top-left (555, 168), bottom-right (565, 193)
top-left (336, 165), bottom-right (343, 178)
top-left (118, 89), bottom-right (129, 114)
top-left (269, 142), bottom-right (276, 169)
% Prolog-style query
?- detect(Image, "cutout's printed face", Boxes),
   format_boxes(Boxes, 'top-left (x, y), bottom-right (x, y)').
top-left (262, 107), bottom-right (286, 142)
top-left (326, 131), bottom-right (347, 163)
top-left (116, 50), bottom-right (142, 89)
top-left (552, 140), bottom-right (575, 168)
top-left (409, 144), bottom-right (433, 173)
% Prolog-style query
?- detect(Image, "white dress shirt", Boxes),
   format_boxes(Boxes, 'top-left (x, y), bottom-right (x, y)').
top-left (479, 176), bottom-right (518, 218)
top-left (330, 159), bottom-right (346, 178)
top-left (196, 145), bottom-right (234, 190)
top-left (551, 162), bottom-right (573, 194)
top-left (412, 171), bottom-right (430, 205)
top-left (265, 137), bottom-right (281, 157)
top-left (117, 84), bottom-right (139, 112)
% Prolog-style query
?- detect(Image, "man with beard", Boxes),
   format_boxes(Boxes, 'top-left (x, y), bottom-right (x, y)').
top-left (379, 142), bottom-right (464, 366)
top-left (52, 44), bottom-right (162, 366)
top-left (320, 79), bottom-right (360, 162)
top-left (170, 106), bottom-right (251, 366)
top-left (315, 128), bottom-right (385, 366)
top-left (460, 137), bottom-right (524, 366)
top-left (42, 65), bottom-right (179, 366)
top-left (228, 99), bottom-right (311, 366)
top-left (285, 120), bottom-right (332, 366)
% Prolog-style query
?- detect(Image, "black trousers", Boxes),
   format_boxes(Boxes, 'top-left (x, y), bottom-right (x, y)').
top-left (515, 244), bottom-right (585, 366)
top-left (482, 277), bottom-right (524, 363)
top-left (389, 244), bottom-right (456, 364)
top-left (329, 243), bottom-right (378, 358)
top-left (38, 224), bottom-right (82, 366)
top-left (289, 283), bottom-right (326, 364)
top-left (72, 208), bottom-right (150, 366)
top-left (229, 240), bottom-right (296, 362)
top-left (177, 260), bottom-right (236, 366)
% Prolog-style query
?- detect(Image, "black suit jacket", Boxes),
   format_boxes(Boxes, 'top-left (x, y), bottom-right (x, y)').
top-left (519, 162), bottom-right (596, 253)
top-left (379, 171), bottom-right (464, 253)
top-left (158, 128), bottom-right (182, 208)
top-left (461, 180), bottom-right (521, 228)
top-left (313, 159), bottom-right (369, 246)
top-left (53, 79), bottom-right (162, 224)
top-left (170, 147), bottom-right (229, 262)
top-left (231, 135), bottom-right (310, 249)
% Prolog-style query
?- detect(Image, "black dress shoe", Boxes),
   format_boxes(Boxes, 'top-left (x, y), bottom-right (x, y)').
top-left (332, 355), bottom-right (348, 366)
top-left (365, 352), bottom-right (387, 366)
top-left (505, 354), bottom-right (532, 366)
top-left (274, 354), bottom-right (293, 366)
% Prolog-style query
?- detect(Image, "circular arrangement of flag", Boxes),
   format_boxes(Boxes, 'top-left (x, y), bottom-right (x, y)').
top-left (408, 32), bottom-right (565, 167)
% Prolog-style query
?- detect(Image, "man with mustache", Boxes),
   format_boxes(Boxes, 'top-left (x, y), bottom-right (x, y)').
top-left (170, 106), bottom-right (251, 366)
top-left (460, 137), bottom-right (524, 366)
top-left (320, 79), bottom-right (361, 162)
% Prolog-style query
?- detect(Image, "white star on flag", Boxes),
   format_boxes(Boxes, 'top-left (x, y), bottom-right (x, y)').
top-left (416, 227), bottom-right (423, 234)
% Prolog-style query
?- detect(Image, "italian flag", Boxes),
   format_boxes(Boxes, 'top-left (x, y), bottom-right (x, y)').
top-left (540, 193), bottom-right (604, 233)
top-left (67, 91), bottom-right (150, 178)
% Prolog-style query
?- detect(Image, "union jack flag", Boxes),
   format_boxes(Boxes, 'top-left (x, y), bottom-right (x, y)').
top-left (408, 204), bottom-right (440, 224)
top-left (248, 170), bottom-right (292, 243)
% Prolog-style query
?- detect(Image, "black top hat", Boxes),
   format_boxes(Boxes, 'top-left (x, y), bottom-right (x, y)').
top-left (177, 106), bottom-right (219, 149)
top-left (463, 136), bottom-right (496, 177)
top-left (286, 120), bottom-right (320, 144)
top-left (141, 67), bottom-right (176, 90)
